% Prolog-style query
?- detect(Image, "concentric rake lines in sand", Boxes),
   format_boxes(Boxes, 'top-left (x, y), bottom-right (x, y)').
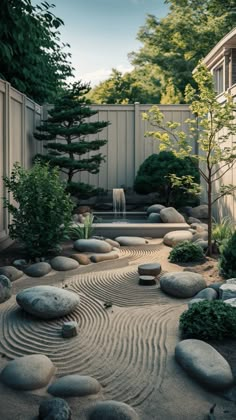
top-left (119, 244), bottom-right (163, 264)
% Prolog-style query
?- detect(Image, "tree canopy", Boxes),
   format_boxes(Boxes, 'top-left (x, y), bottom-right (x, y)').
top-left (0, 0), bottom-right (73, 103)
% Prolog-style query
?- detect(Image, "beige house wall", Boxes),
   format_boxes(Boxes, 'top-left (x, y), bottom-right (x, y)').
top-left (0, 79), bottom-right (42, 248)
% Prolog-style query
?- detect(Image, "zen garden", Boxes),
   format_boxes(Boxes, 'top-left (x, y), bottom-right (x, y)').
top-left (1, 1), bottom-right (236, 420)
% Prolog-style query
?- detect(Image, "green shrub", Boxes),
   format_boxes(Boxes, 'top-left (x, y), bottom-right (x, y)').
top-left (3, 162), bottom-right (73, 258)
top-left (219, 230), bottom-right (236, 278)
top-left (168, 241), bottom-right (204, 263)
top-left (212, 216), bottom-right (234, 253)
top-left (67, 214), bottom-right (94, 240)
top-left (179, 300), bottom-right (236, 340)
top-left (133, 151), bottom-right (200, 207)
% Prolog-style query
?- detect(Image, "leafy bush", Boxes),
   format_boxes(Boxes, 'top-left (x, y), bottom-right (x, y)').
top-left (67, 214), bottom-right (94, 240)
top-left (179, 300), bottom-right (236, 340)
top-left (212, 216), bottom-right (234, 253)
top-left (219, 230), bottom-right (236, 278)
top-left (3, 162), bottom-right (73, 258)
top-left (133, 151), bottom-right (200, 207)
top-left (168, 241), bottom-right (204, 263)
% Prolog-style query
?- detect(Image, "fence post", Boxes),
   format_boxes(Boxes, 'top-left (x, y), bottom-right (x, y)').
top-left (134, 102), bottom-right (140, 179)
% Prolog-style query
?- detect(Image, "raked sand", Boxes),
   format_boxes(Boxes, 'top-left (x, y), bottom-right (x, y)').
top-left (0, 240), bottom-right (235, 419)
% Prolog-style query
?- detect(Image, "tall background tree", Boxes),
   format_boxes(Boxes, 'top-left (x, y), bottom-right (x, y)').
top-left (34, 81), bottom-right (109, 198)
top-left (0, 0), bottom-right (73, 103)
top-left (89, 0), bottom-right (236, 104)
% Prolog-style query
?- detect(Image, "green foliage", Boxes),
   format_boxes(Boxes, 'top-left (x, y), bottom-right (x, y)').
top-left (212, 216), bottom-right (235, 253)
top-left (67, 214), bottom-right (94, 240)
top-left (142, 64), bottom-right (236, 255)
top-left (0, 0), bottom-right (73, 103)
top-left (219, 231), bottom-right (236, 279)
top-left (130, 0), bottom-right (235, 102)
top-left (169, 241), bottom-right (204, 263)
top-left (3, 162), bottom-right (73, 258)
top-left (133, 151), bottom-right (200, 206)
top-left (34, 81), bottom-right (109, 197)
top-left (179, 300), bottom-right (236, 340)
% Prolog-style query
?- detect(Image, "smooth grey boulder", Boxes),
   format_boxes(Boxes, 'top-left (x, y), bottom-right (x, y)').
top-left (163, 230), bottom-right (193, 247)
top-left (39, 398), bottom-right (71, 420)
top-left (194, 287), bottom-right (218, 301)
top-left (146, 204), bottom-right (165, 214)
top-left (160, 272), bottom-right (206, 298)
top-left (24, 262), bottom-right (51, 277)
top-left (208, 282), bottom-right (225, 296)
top-left (0, 354), bottom-right (56, 390)
top-left (48, 374), bottom-right (101, 397)
top-left (138, 263), bottom-right (161, 277)
top-left (88, 400), bottom-right (139, 420)
top-left (50, 256), bottom-right (79, 271)
top-left (189, 204), bottom-right (208, 219)
top-left (0, 275), bottom-right (12, 303)
top-left (74, 238), bottom-right (112, 253)
top-left (160, 207), bottom-right (185, 223)
top-left (175, 339), bottom-right (234, 391)
top-left (192, 231), bottom-right (208, 242)
top-left (219, 283), bottom-right (236, 301)
top-left (115, 236), bottom-right (148, 246)
top-left (148, 213), bottom-right (162, 223)
top-left (16, 286), bottom-right (80, 319)
top-left (90, 250), bottom-right (120, 263)
top-left (188, 217), bottom-right (201, 224)
top-left (0, 266), bottom-right (23, 281)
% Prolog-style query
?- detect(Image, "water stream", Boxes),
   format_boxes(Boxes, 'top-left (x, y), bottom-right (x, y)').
top-left (113, 188), bottom-right (126, 219)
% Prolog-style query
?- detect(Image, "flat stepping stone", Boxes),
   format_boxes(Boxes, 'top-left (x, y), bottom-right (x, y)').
top-left (163, 230), bottom-right (193, 247)
top-left (160, 271), bottom-right (206, 298)
top-left (0, 266), bottom-right (23, 281)
top-left (139, 275), bottom-right (156, 286)
top-left (138, 263), bottom-right (161, 276)
top-left (48, 374), bottom-right (101, 397)
top-left (115, 236), bottom-right (148, 246)
top-left (0, 275), bottom-right (12, 303)
top-left (62, 321), bottom-right (78, 338)
top-left (88, 400), bottom-right (139, 420)
top-left (0, 354), bottom-right (56, 390)
top-left (74, 238), bottom-right (112, 253)
top-left (50, 256), bottom-right (79, 271)
top-left (16, 285), bottom-right (80, 319)
top-left (24, 262), bottom-right (51, 277)
top-left (39, 398), bottom-right (71, 420)
top-left (175, 339), bottom-right (234, 391)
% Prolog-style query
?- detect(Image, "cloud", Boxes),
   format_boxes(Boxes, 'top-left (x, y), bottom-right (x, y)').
top-left (78, 64), bottom-right (133, 87)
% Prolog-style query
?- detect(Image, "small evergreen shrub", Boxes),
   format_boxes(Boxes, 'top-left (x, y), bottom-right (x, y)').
top-left (168, 241), bottom-right (204, 263)
top-left (219, 230), bottom-right (236, 278)
top-left (212, 216), bottom-right (234, 253)
top-left (3, 162), bottom-right (73, 258)
top-left (179, 300), bottom-right (236, 340)
top-left (67, 214), bottom-right (94, 240)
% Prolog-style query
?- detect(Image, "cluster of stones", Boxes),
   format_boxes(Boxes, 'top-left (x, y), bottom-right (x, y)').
top-left (159, 269), bottom-right (235, 392)
top-left (0, 353), bottom-right (139, 419)
top-left (163, 215), bottom-right (209, 248)
top-left (146, 203), bottom-right (208, 225)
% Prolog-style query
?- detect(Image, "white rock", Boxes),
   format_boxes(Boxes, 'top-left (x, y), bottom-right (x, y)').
top-left (163, 230), bottom-right (193, 247)
top-left (219, 283), bottom-right (236, 301)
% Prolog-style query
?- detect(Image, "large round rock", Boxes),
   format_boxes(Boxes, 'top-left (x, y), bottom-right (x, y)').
top-left (88, 400), bottom-right (139, 420)
top-left (50, 256), bottom-right (79, 271)
top-left (0, 354), bottom-right (56, 390)
top-left (16, 286), bottom-right (80, 319)
top-left (146, 204), bottom-right (165, 214)
top-left (39, 398), bottom-right (71, 420)
top-left (175, 339), bottom-right (234, 391)
top-left (163, 230), bottom-right (193, 247)
top-left (160, 272), bottom-right (206, 298)
top-left (74, 239), bottom-right (112, 253)
top-left (0, 275), bottom-right (12, 303)
top-left (160, 207), bottom-right (185, 223)
top-left (24, 262), bottom-right (51, 277)
top-left (115, 237), bottom-right (148, 246)
top-left (48, 374), bottom-right (101, 397)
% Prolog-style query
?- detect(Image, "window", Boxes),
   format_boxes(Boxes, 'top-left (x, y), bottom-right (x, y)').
top-left (213, 65), bottom-right (224, 94)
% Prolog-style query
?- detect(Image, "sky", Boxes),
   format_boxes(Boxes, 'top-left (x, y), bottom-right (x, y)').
top-left (44, 0), bottom-right (169, 86)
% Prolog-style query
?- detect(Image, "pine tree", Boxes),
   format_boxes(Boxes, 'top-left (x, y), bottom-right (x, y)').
top-left (34, 81), bottom-right (109, 197)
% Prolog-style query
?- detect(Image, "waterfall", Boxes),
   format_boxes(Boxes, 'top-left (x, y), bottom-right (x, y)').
top-left (113, 188), bottom-right (126, 219)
